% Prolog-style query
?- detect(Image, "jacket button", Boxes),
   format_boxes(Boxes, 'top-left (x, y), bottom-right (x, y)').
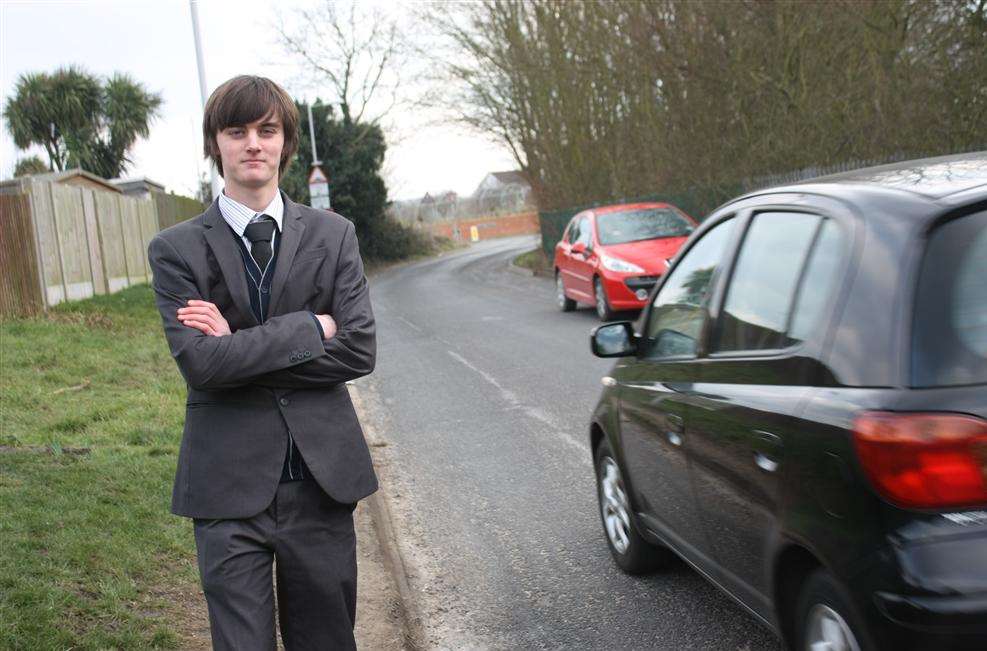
top-left (289, 355), bottom-right (297, 362)
top-left (303, 351), bottom-right (311, 358)
top-left (280, 398), bottom-right (289, 406)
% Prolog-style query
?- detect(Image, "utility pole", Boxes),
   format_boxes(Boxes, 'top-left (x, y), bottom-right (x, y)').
top-left (189, 0), bottom-right (222, 200)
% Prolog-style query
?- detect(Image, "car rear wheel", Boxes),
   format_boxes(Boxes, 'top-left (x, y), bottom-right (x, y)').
top-left (594, 277), bottom-right (616, 321)
top-left (556, 272), bottom-right (576, 312)
top-left (796, 569), bottom-right (871, 651)
top-left (594, 438), bottom-right (671, 574)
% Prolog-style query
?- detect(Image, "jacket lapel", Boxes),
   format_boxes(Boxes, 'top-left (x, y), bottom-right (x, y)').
top-left (202, 201), bottom-right (257, 326)
top-left (268, 193), bottom-right (305, 316)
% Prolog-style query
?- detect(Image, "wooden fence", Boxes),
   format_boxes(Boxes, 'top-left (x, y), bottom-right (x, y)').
top-left (0, 180), bottom-right (203, 318)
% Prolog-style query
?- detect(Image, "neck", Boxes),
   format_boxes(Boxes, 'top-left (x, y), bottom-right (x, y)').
top-left (223, 181), bottom-right (279, 213)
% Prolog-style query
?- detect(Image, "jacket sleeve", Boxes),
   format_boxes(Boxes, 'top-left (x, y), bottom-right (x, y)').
top-left (251, 220), bottom-right (376, 389)
top-left (148, 233), bottom-right (327, 391)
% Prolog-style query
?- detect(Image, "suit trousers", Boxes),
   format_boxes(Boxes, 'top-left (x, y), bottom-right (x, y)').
top-left (193, 478), bottom-right (358, 651)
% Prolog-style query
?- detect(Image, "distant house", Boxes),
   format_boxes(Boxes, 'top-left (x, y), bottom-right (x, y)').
top-left (472, 170), bottom-right (530, 196)
top-left (112, 177), bottom-right (166, 197)
top-left (472, 170), bottom-right (532, 214)
top-left (0, 168), bottom-right (121, 195)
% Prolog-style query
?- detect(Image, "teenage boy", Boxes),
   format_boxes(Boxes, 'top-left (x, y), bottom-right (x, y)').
top-left (147, 75), bottom-right (377, 650)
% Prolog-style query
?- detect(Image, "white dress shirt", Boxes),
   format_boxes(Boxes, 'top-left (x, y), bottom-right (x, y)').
top-left (217, 190), bottom-right (284, 252)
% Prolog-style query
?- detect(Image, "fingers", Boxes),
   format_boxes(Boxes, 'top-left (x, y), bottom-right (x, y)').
top-left (179, 301), bottom-right (220, 318)
top-left (178, 310), bottom-right (218, 330)
top-left (182, 319), bottom-right (216, 336)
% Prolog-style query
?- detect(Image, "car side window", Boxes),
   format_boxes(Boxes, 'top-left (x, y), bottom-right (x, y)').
top-left (566, 218), bottom-right (579, 244)
top-left (789, 219), bottom-right (843, 343)
top-left (712, 212), bottom-right (838, 353)
top-left (576, 217), bottom-right (592, 247)
top-left (643, 217), bottom-right (736, 359)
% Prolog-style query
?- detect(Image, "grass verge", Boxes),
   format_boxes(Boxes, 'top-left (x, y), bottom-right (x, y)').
top-left (513, 247), bottom-right (553, 276)
top-left (1, 285), bottom-right (199, 649)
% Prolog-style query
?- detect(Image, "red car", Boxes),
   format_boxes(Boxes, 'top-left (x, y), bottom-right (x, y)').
top-left (554, 202), bottom-right (697, 320)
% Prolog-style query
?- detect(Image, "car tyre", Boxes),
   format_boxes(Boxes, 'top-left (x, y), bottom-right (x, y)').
top-left (594, 438), bottom-right (671, 574)
top-left (594, 277), bottom-right (617, 321)
top-left (795, 569), bottom-right (872, 651)
top-left (556, 272), bottom-right (576, 312)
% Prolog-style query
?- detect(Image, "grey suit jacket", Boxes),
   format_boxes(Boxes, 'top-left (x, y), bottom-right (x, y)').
top-left (148, 193), bottom-right (378, 519)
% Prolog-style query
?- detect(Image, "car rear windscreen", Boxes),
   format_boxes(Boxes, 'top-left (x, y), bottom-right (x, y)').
top-left (596, 208), bottom-right (693, 245)
top-left (912, 209), bottom-right (987, 387)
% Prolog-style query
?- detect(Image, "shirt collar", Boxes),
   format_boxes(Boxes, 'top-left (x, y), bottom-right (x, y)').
top-left (218, 190), bottom-right (284, 238)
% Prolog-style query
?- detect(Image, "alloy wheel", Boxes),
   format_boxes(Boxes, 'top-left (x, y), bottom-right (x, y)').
top-left (599, 457), bottom-right (631, 554)
top-left (805, 604), bottom-right (861, 651)
top-left (595, 279), bottom-right (609, 320)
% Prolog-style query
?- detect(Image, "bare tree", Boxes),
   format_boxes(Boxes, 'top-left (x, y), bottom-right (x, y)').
top-left (274, 0), bottom-right (406, 128)
top-left (431, 0), bottom-right (987, 213)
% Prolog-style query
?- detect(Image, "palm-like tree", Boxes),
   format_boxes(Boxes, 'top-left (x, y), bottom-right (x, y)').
top-left (3, 67), bottom-right (161, 178)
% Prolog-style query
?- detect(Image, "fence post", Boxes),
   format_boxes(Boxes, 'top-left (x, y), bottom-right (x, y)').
top-left (47, 181), bottom-right (70, 306)
top-left (26, 181), bottom-right (49, 311)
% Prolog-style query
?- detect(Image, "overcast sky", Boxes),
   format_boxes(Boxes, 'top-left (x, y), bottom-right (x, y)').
top-left (0, 0), bottom-right (515, 200)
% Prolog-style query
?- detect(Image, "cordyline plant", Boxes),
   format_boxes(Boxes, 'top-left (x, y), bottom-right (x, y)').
top-left (4, 66), bottom-right (162, 179)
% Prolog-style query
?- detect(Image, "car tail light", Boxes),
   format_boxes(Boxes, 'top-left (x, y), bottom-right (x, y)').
top-left (853, 412), bottom-right (987, 509)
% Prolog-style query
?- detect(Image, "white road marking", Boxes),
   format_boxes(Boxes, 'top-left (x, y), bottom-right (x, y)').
top-left (446, 350), bottom-right (590, 456)
top-left (396, 316), bottom-right (423, 333)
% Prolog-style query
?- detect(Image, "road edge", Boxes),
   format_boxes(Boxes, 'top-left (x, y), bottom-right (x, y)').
top-left (349, 384), bottom-right (426, 651)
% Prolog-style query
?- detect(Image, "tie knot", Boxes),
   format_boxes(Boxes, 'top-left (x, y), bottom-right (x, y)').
top-left (244, 215), bottom-right (276, 244)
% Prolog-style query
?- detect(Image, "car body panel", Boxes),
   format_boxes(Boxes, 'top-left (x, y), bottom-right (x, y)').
top-left (588, 153), bottom-right (987, 650)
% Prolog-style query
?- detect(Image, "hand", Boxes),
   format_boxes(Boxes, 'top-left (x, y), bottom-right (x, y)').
top-left (315, 314), bottom-right (337, 340)
top-left (177, 300), bottom-right (232, 337)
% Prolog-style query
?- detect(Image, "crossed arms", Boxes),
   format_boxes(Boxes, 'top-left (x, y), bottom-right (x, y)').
top-left (147, 222), bottom-right (375, 392)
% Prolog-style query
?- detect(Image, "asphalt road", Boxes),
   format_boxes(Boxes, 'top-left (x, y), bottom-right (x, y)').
top-left (357, 236), bottom-right (782, 650)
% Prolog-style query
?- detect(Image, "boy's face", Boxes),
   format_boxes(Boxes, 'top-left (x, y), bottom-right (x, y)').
top-left (215, 112), bottom-right (284, 191)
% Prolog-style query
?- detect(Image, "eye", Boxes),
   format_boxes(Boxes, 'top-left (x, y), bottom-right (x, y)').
top-left (227, 128), bottom-right (244, 137)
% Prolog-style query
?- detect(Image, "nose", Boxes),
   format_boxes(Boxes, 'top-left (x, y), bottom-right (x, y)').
top-left (245, 130), bottom-right (261, 151)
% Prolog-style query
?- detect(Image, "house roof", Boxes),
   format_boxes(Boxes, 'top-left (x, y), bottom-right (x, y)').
top-left (489, 170), bottom-right (528, 186)
top-left (30, 168), bottom-right (122, 193)
top-left (112, 176), bottom-right (166, 194)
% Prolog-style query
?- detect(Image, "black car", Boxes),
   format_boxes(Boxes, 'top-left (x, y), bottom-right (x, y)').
top-left (589, 152), bottom-right (987, 651)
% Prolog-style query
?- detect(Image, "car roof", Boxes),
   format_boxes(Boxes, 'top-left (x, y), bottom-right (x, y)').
top-left (584, 202), bottom-right (676, 217)
top-left (734, 151), bottom-right (987, 210)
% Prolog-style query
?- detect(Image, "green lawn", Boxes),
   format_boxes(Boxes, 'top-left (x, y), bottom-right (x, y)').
top-left (1, 285), bottom-right (198, 649)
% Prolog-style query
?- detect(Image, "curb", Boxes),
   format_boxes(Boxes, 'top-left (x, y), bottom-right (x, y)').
top-left (506, 259), bottom-right (536, 276)
top-left (349, 384), bottom-right (425, 651)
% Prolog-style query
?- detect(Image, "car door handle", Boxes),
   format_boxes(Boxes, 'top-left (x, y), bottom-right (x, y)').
top-left (752, 430), bottom-right (782, 473)
top-left (665, 413), bottom-right (684, 446)
top-left (754, 452), bottom-right (779, 473)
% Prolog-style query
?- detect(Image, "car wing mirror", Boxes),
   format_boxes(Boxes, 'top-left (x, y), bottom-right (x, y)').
top-left (591, 321), bottom-right (637, 357)
top-left (571, 242), bottom-right (587, 256)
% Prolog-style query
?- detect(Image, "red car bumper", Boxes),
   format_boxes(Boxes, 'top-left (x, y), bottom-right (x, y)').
top-left (600, 271), bottom-right (661, 310)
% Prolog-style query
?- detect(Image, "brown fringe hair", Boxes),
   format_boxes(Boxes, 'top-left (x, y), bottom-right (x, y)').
top-left (202, 75), bottom-right (299, 178)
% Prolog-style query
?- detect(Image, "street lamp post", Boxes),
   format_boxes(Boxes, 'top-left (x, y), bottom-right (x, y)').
top-left (189, 0), bottom-right (222, 200)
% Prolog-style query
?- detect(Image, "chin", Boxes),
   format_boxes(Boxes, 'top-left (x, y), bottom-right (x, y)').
top-left (236, 171), bottom-right (277, 187)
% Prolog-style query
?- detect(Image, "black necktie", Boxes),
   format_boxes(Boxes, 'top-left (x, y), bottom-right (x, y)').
top-left (244, 215), bottom-right (276, 272)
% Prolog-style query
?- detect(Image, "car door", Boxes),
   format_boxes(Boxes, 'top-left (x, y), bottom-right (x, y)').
top-left (688, 211), bottom-right (847, 618)
top-left (614, 216), bottom-right (739, 565)
top-left (556, 215), bottom-right (577, 279)
top-left (558, 214), bottom-right (592, 303)
top-left (567, 214), bottom-right (596, 301)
